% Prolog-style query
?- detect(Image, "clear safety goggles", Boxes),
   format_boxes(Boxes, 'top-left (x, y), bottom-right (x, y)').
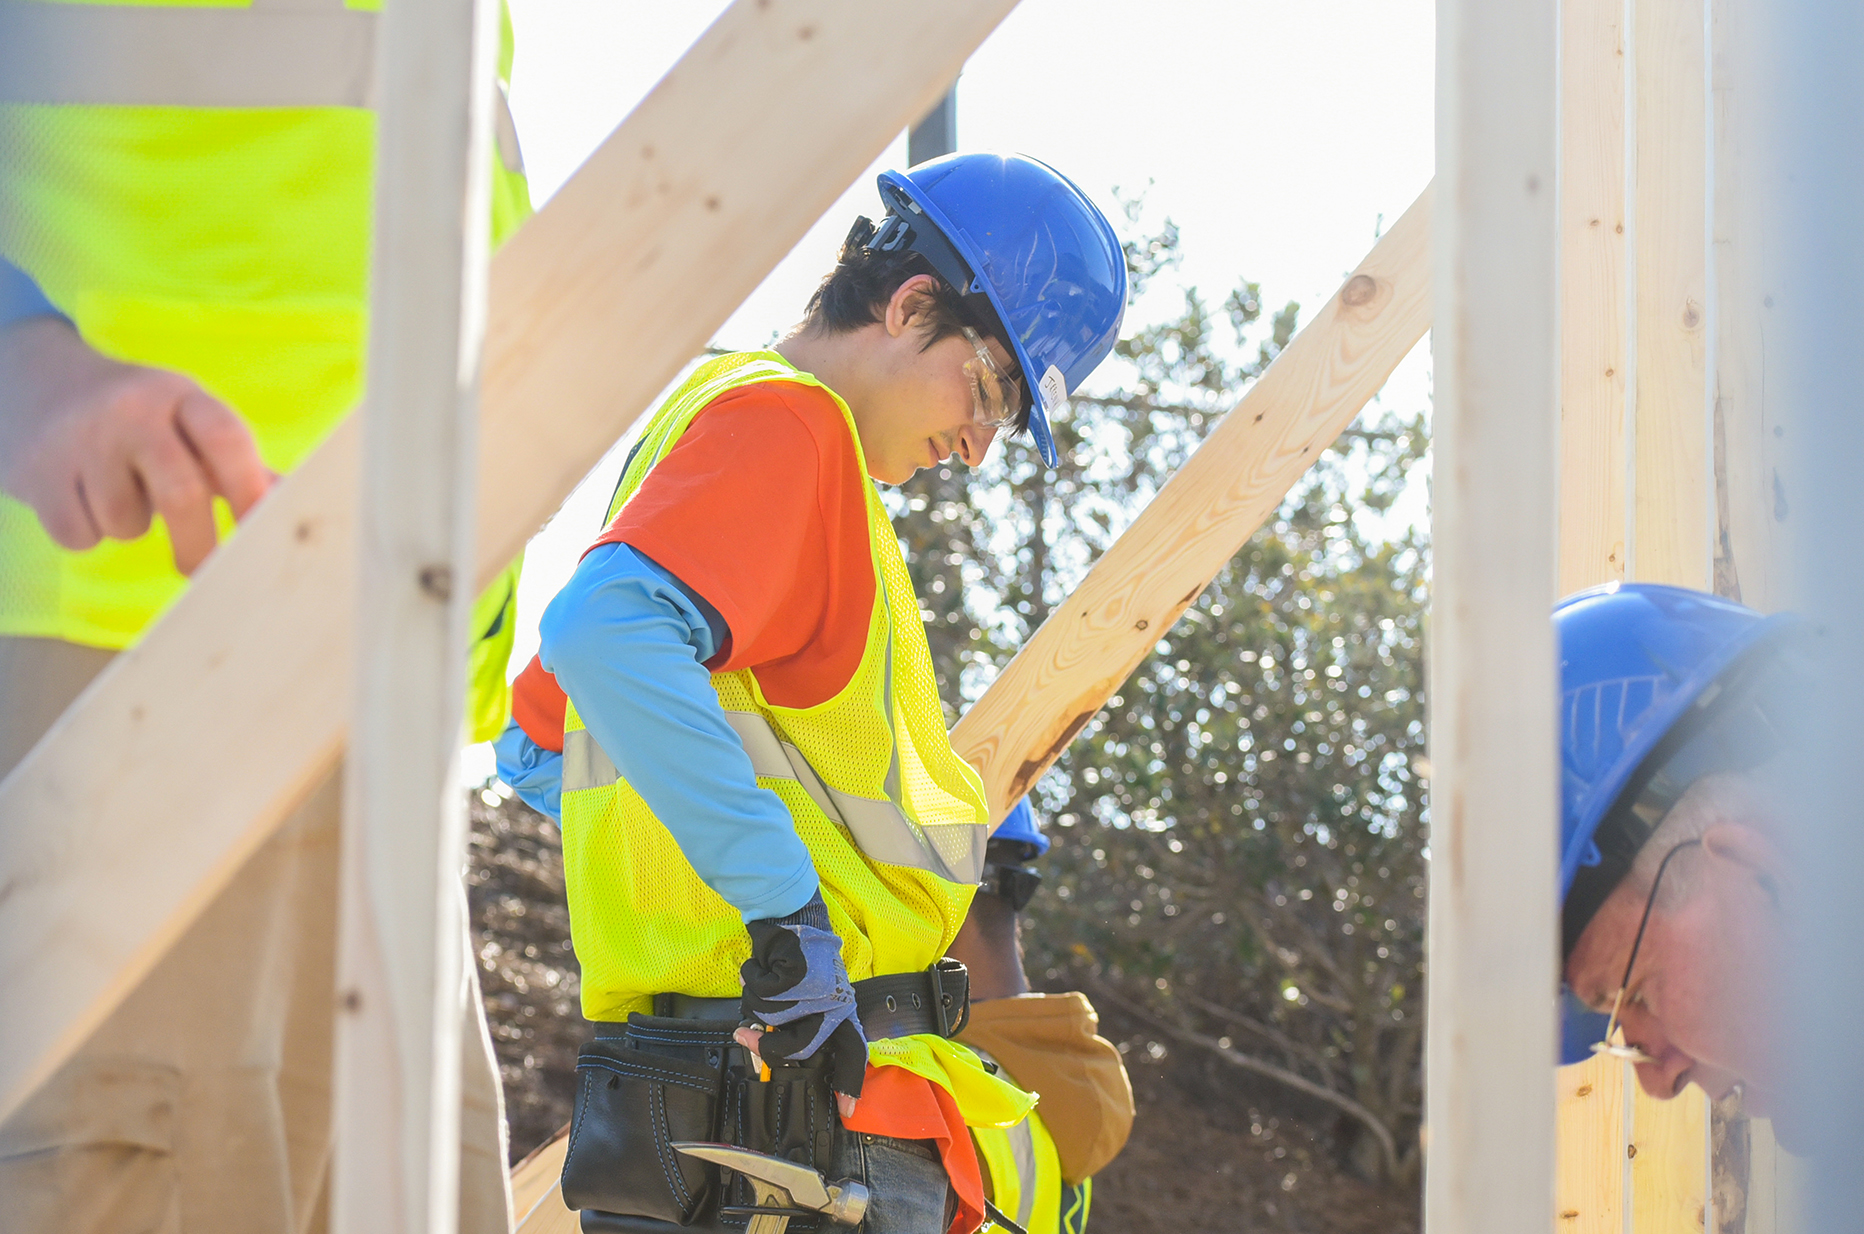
top-left (960, 326), bottom-right (1024, 430)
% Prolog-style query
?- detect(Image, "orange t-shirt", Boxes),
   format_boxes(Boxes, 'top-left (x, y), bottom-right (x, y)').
top-left (513, 377), bottom-right (982, 1225)
top-left (511, 378), bottom-right (875, 751)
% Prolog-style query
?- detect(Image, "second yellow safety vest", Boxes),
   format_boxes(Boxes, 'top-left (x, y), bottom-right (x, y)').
top-left (558, 351), bottom-right (1031, 1130)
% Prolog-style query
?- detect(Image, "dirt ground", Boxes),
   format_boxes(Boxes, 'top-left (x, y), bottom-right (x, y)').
top-left (466, 791), bottom-right (1420, 1234)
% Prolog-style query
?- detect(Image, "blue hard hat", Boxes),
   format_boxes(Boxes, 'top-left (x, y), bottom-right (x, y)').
top-left (873, 153), bottom-right (1127, 467)
top-left (1554, 582), bottom-right (1795, 1062)
top-left (993, 797), bottom-right (1051, 858)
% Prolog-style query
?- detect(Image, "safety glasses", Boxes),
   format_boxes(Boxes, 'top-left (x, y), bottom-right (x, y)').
top-left (1590, 839), bottom-right (1703, 1066)
top-left (960, 326), bottom-right (1023, 430)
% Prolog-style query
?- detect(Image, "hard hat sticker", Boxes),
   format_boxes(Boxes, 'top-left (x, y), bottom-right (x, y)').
top-left (1038, 365), bottom-right (1069, 418)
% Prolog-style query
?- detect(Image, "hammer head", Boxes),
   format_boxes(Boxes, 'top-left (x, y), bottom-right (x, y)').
top-left (670, 1142), bottom-right (869, 1227)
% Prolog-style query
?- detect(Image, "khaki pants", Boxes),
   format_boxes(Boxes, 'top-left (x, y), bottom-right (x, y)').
top-left (0, 637), bottom-right (512, 1233)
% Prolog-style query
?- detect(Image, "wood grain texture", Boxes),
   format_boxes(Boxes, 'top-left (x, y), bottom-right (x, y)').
top-left (1631, 0), bottom-right (1712, 589)
top-left (1554, 1056), bottom-right (1628, 1234)
top-left (330, 0), bottom-right (496, 1225)
top-left (0, 0), bottom-right (1023, 1127)
top-left (510, 1129), bottom-right (575, 1234)
top-left (1708, 0), bottom-right (1790, 612)
top-left (1629, 1083), bottom-right (1711, 1234)
top-left (1558, 0), bottom-right (1630, 594)
top-left (951, 185), bottom-right (1432, 824)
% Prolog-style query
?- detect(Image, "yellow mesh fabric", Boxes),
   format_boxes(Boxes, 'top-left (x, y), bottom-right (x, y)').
top-left (558, 353), bottom-right (1019, 1124)
top-left (0, 0), bottom-right (531, 651)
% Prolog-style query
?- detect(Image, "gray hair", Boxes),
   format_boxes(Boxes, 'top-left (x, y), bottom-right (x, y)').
top-left (1631, 769), bottom-right (1777, 909)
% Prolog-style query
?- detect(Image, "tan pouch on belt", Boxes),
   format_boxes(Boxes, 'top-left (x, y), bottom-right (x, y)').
top-left (955, 991), bottom-right (1135, 1184)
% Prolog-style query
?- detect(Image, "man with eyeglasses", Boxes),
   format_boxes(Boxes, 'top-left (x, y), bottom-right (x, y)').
top-left (1556, 583), bottom-right (1797, 1124)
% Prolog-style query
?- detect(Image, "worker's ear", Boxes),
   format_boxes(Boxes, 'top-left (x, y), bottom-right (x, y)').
top-left (1699, 822), bottom-right (1790, 910)
top-left (884, 273), bottom-right (943, 339)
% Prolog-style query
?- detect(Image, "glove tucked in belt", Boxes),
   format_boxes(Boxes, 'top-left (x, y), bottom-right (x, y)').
top-left (740, 891), bottom-right (868, 1099)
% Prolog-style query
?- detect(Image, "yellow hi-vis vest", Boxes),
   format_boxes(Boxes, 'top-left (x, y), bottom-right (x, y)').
top-left (968, 1043), bottom-right (1096, 1234)
top-left (559, 351), bottom-right (1033, 1130)
top-left (0, 0), bottom-right (529, 740)
top-left (972, 1094), bottom-right (1067, 1234)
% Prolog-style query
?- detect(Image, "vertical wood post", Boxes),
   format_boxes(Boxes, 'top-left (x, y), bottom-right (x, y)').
top-left (1708, 0), bottom-right (1789, 613)
top-left (333, 0), bottom-right (499, 1224)
top-left (1629, 0), bottom-right (1712, 587)
top-left (1427, 0), bottom-right (1559, 1228)
top-left (1557, 0), bottom-right (1630, 595)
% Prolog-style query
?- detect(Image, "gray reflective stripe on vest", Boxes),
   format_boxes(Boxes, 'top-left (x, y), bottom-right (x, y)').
top-left (0, 0), bottom-right (374, 108)
top-left (562, 727), bottom-right (618, 795)
top-left (559, 716), bottom-right (985, 885)
top-left (1007, 1117), bottom-right (1037, 1230)
top-left (721, 710), bottom-right (985, 886)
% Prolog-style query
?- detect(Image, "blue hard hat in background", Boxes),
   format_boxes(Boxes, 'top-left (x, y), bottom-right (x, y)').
top-left (992, 797), bottom-right (1051, 860)
top-left (874, 153), bottom-right (1128, 467)
top-left (1554, 582), bottom-right (1793, 1063)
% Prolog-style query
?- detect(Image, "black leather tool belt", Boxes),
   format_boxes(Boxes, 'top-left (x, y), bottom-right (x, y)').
top-left (562, 960), bottom-right (969, 1233)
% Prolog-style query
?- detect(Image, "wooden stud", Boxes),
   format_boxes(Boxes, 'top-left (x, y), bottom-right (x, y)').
top-left (1427, 0), bottom-right (1560, 1229)
top-left (330, 0), bottom-right (498, 1224)
top-left (1629, 0), bottom-right (1712, 587)
top-left (1554, 1056), bottom-right (1629, 1234)
top-left (0, 0), bottom-right (1023, 1128)
top-left (1708, 0), bottom-right (1790, 612)
top-left (1629, 1083), bottom-right (1713, 1233)
top-left (1558, 0), bottom-right (1631, 595)
top-left (510, 1131), bottom-right (576, 1234)
top-left (952, 186), bottom-right (1433, 821)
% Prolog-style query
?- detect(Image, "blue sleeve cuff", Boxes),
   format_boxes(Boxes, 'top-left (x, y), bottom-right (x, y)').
top-left (0, 258), bottom-right (68, 330)
top-left (492, 717), bottom-right (563, 822)
top-left (540, 540), bottom-right (818, 921)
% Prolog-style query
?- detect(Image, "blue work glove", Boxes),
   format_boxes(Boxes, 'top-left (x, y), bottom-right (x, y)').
top-left (739, 891), bottom-right (868, 1101)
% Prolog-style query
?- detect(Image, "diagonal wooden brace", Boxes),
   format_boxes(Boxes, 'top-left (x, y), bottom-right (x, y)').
top-left (953, 184), bottom-right (1434, 824)
top-left (0, 0), bottom-right (1022, 1127)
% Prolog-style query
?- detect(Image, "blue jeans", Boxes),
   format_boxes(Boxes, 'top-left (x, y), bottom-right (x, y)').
top-left (831, 1131), bottom-right (953, 1234)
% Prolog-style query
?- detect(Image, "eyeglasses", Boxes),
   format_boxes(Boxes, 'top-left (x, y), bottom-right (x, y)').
top-left (960, 326), bottom-right (1023, 430)
top-left (1590, 839), bottom-right (1703, 1066)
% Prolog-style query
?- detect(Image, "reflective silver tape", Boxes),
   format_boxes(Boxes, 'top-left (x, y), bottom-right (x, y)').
top-left (723, 709), bottom-right (986, 885)
top-left (1008, 1117), bottom-right (1037, 1229)
top-left (0, 0), bottom-right (377, 108)
top-left (561, 728), bottom-right (618, 795)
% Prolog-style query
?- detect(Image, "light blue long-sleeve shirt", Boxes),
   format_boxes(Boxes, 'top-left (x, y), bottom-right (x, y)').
top-left (0, 257), bottom-right (66, 329)
top-left (494, 541), bottom-right (819, 923)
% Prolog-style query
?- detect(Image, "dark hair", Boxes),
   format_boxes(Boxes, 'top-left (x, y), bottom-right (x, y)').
top-left (802, 217), bottom-right (1030, 431)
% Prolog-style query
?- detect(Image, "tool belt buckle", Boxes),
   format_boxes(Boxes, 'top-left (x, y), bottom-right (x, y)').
top-left (927, 958), bottom-right (969, 1038)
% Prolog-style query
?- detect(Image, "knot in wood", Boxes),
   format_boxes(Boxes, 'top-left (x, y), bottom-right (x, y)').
top-left (418, 563), bottom-right (454, 602)
top-left (1134, 618), bottom-right (1149, 631)
top-left (1341, 274), bottom-right (1378, 308)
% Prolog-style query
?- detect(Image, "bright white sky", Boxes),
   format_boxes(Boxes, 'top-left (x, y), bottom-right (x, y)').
top-left (467, 0), bottom-right (1436, 781)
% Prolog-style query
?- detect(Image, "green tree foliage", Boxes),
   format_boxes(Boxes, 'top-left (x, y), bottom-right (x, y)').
top-left (887, 203), bottom-right (1430, 1183)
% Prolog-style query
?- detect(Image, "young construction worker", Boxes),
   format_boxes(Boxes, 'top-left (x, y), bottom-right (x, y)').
top-left (0, 11), bottom-right (530, 1228)
top-left (946, 799), bottom-right (1135, 1234)
top-left (1555, 583), bottom-right (1800, 1133)
top-left (495, 151), bottom-right (1128, 1233)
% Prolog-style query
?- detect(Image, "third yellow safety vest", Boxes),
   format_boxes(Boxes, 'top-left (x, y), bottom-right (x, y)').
top-left (0, 0), bottom-right (529, 739)
top-left (558, 351), bottom-right (1032, 1130)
